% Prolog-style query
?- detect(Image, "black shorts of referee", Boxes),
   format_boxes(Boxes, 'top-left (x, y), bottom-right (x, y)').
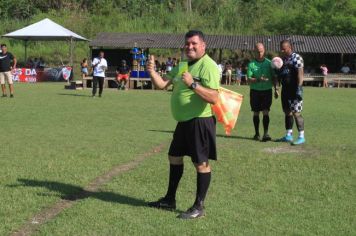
top-left (168, 116), bottom-right (217, 164)
top-left (250, 89), bottom-right (272, 112)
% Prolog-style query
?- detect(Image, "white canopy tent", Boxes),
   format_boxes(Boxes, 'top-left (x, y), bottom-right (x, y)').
top-left (2, 18), bottom-right (89, 66)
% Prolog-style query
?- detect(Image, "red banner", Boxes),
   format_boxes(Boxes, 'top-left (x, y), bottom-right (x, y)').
top-left (13, 68), bottom-right (37, 82)
top-left (12, 67), bottom-right (73, 82)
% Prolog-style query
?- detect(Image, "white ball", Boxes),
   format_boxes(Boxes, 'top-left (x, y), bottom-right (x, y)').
top-left (271, 57), bottom-right (283, 69)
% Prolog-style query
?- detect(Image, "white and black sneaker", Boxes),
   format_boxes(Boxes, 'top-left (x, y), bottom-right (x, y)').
top-left (148, 197), bottom-right (176, 210)
top-left (178, 205), bottom-right (205, 219)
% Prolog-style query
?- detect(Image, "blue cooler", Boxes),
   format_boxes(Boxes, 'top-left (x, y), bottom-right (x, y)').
top-left (139, 71), bottom-right (150, 78)
top-left (131, 71), bottom-right (150, 78)
top-left (131, 71), bottom-right (138, 78)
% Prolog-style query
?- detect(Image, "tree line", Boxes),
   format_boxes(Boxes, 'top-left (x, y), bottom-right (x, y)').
top-left (1, 0), bottom-right (355, 36)
top-left (0, 0), bottom-right (355, 65)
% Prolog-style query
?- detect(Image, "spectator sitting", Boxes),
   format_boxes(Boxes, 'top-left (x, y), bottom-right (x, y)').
top-left (160, 61), bottom-right (167, 74)
top-left (33, 58), bottom-right (40, 68)
top-left (26, 58), bottom-right (34, 68)
top-left (116, 60), bottom-right (131, 90)
top-left (172, 57), bottom-right (177, 67)
top-left (155, 60), bottom-right (161, 73)
top-left (341, 63), bottom-right (350, 74)
top-left (166, 57), bottom-right (173, 72)
top-left (305, 66), bottom-right (311, 74)
top-left (39, 57), bottom-right (46, 68)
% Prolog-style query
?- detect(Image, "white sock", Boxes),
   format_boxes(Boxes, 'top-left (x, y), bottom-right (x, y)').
top-left (299, 131), bottom-right (305, 138)
top-left (286, 129), bottom-right (293, 136)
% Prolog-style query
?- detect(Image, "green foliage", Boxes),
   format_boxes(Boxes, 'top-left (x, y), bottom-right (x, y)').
top-left (1, 0), bottom-right (355, 35)
top-left (0, 0), bottom-right (355, 67)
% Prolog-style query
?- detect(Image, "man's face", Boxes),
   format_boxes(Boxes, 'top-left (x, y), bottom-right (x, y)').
top-left (99, 52), bottom-right (104, 58)
top-left (280, 43), bottom-right (292, 57)
top-left (255, 44), bottom-right (265, 60)
top-left (184, 35), bottom-right (206, 60)
top-left (1, 46), bottom-right (7, 53)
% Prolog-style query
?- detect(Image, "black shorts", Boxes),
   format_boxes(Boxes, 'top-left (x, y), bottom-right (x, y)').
top-left (168, 117), bottom-right (217, 164)
top-left (281, 89), bottom-right (303, 113)
top-left (250, 89), bottom-right (272, 112)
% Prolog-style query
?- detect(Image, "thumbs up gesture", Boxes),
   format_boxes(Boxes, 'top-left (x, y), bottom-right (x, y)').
top-left (146, 55), bottom-right (155, 75)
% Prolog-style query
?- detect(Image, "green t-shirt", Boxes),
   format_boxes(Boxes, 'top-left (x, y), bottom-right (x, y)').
top-left (247, 58), bottom-right (274, 91)
top-left (166, 54), bottom-right (220, 122)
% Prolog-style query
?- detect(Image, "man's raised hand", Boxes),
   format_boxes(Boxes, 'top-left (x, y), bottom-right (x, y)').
top-left (182, 71), bottom-right (193, 87)
top-left (146, 55), bottom-right (155, 74)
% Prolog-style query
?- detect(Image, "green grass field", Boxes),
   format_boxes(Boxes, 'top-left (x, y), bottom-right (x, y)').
top-left (0, 83), bottom-right (355, 236)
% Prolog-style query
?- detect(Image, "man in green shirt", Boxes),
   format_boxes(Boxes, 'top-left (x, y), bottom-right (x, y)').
top-left (147, 30), bottom-right (219, 219)
top-left (247, 42), bottom-right (278, 141)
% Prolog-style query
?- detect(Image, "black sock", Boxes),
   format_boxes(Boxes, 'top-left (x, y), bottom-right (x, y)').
top-left (194, 172), bottom-right (211, 208)
top-left (253, 115), bottom-right (260, 135)
top-left (285, 115), bottom-right (294, 130)
top-left (165, 164), bottom-right (184, 201)
top-left (294, 114), bottom-right (304, 132)
top-left (263, 115), bottom-right (269, 134)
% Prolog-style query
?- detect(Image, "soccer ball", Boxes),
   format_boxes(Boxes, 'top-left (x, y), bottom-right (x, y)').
top-left (271, 57), bottom-right (283, 69)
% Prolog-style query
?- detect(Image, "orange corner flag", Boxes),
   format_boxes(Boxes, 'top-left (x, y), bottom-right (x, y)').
top-left (211, 87), bottom-right (243, 135)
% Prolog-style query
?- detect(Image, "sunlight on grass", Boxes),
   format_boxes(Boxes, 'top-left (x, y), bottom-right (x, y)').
top-left (0, 83), bottom-right (355, 235)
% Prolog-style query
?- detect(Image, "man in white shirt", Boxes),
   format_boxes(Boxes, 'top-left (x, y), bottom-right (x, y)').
top-left (91, 51), bottom-right (107, 97)
top-left (217, 62), bottom-right (223, 82)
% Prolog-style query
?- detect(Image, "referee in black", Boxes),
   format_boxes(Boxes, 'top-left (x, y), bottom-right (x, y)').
top-left (247, 43), bottom-right (278, 141)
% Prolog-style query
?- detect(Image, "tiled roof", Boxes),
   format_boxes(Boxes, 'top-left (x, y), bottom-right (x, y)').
top-left (90, 33), bottom-right (356, 54)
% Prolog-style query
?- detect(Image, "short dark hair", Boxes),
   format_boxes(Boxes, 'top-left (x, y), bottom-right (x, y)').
top-left (185, 30), bottom-right (205, 42)
top-left (1, 44), bottom-right (7, 48)
top-left (280, 39), bottom-right (292, 48)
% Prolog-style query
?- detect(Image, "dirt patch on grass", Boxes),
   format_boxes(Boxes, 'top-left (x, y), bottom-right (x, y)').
top-left (263, 146), bottom-right (309, 154)
top-left (11, 143), bottom-right (166, 236)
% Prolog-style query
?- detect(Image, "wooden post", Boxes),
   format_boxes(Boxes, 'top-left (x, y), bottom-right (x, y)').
top-left (340, 53), bottom-right (344, 66)
top-left (67, 37), bottom-right (74, 84)
top-left (186, 0), bottom-right (192, 12)
top-left (219, 48), bottom-right (222, 63)
top-left (24, 40), bottom-right (28, 63)
top-left (71, 38), bottom-right (74, 64)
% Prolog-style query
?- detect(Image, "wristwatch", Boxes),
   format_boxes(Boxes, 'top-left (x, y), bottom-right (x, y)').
top-left (189, 82), bottom-right (197, 90)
